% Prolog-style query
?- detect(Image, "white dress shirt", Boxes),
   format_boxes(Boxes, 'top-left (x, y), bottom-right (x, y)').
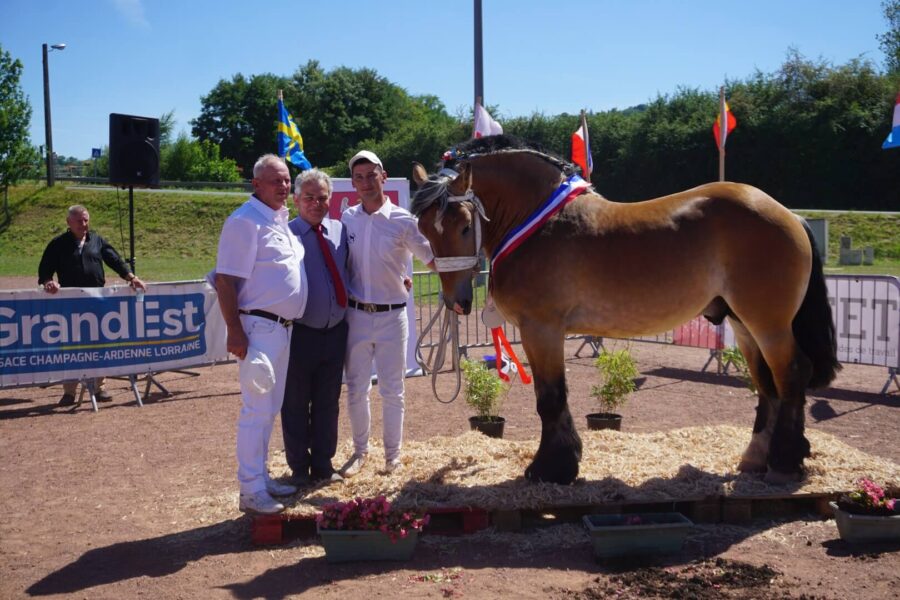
top-left (341, 199), bottom-right (434, 305)
top-left (216, 196), bottom-right (308, 320)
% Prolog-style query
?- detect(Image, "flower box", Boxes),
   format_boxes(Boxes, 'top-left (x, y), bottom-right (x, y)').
top-left (315, 496), bottom-right (428, 563)
top-left (829, 501), bottom-right (900, 544)
top-left (582, 512), bottom-right (693, 559)
top-left (317, 526), bottom-right (418, 563)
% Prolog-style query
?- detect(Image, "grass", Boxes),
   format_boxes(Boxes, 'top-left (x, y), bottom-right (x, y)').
top-left (2, 183), bottom-right (898, 283)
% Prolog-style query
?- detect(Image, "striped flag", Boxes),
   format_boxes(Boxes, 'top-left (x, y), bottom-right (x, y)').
top-left (473, 102), bottom-right (503, 138)
top-left (571, 110), bottom-right (593, 180)
top-left (713, 99), bottom-right (737, 149)
top-left (883, 92), bottom-right (900, 150)
top-left (277, 98), bottom-right (312, 169)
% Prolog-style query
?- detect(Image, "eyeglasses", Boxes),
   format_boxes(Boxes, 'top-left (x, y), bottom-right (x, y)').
top-left (300, 196), bottom-right (329, 203)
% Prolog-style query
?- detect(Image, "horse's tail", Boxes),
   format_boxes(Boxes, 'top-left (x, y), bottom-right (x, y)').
top-left (792, 221), bottom-right (841, 389)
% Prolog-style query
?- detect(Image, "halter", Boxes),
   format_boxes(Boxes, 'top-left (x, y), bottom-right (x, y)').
top-left (430, 168), bottom-right (490, 273)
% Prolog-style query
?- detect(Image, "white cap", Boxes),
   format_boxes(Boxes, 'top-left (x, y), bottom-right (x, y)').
top-left (348, 150), bottom-right (383, 172)
top-left (238, 346), bottom-right (276, 394)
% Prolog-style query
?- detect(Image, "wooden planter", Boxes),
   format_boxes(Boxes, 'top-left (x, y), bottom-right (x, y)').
top-left (318, 527), bottom-right (418, 563)
top-left (469, 415), bottom-right (505, 438)
top-left (583, 512), bottom-right (693, 559)
top-left (829, 501), bottom-right (900, 543)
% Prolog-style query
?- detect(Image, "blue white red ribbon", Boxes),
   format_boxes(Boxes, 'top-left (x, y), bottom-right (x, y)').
top-left (490, 174), bottom-right (590, 272)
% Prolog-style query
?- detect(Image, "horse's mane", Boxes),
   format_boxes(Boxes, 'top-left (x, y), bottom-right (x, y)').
top-left (411, 134), bottom-right (578, 218)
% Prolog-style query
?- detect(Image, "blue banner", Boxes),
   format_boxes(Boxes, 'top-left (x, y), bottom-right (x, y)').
top-left (0, 292), bottom-right (207, 376)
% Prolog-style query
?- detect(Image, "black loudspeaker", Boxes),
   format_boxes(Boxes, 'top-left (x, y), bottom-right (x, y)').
top-left (109, 113), bottom-right (160, 187)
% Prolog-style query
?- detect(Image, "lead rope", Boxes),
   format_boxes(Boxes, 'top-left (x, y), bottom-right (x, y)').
top-left (415, 294), bottom-right (462, 404)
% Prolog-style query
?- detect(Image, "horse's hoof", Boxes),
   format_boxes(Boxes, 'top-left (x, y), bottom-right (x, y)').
top-left (737, 457), bottom-right (767, 473)
top-left (524, 449), bottom-right (579, 485)
top-left (764, 468), bottom-right (801, 484)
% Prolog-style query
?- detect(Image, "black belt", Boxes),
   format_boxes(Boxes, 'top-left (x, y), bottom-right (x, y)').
top-left (348, 299), bottom-right (407, 313)
top-left (239, 309), bottom-right (293, 327)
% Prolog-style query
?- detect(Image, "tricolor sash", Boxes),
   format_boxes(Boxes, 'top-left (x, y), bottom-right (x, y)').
top-left (490, 174), bottom-right (590, 271)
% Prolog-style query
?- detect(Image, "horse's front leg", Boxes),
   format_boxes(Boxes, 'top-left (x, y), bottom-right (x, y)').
top-left (519, 325), bottom-right (582, 485)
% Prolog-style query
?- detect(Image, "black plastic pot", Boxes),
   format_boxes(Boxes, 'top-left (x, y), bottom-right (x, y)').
top-left (469, 415), bottom-right (506, 438)
top-left (586, 412), bottom-right (622, 431)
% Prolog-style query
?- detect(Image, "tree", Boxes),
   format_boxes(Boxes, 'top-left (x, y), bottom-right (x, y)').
top-left (161, 133), bottom-right (241, 182)
top-left (287, 60), bottom-right (415, 170)
top-left (191, 73), bottom-right (288, 177)
top-left (0, 44), bottom-right (40, 198)
top-left (159, 109), bottom-right (176, 147)
top-left (878, 0), bottom-right (900, 75)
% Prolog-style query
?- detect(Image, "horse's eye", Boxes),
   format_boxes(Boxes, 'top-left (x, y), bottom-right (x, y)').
top-left (461, 225), bottom-right (471, 236)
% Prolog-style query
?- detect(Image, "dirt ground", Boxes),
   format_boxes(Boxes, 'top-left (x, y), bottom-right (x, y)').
top-left (1, 287), bottom-right (899, 599)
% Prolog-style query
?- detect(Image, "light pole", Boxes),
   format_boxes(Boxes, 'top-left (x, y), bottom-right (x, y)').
top-left (42, 42), bottom-right (66, 187)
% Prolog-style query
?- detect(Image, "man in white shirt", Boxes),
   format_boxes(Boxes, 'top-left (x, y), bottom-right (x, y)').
top-left (340, 150), bottom-right (435, 476)
top-left (215, 154), bottom-right (308, 514)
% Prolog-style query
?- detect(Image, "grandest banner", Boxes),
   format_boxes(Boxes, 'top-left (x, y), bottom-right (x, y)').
top-left (0, 281), bottom-right (228, 388)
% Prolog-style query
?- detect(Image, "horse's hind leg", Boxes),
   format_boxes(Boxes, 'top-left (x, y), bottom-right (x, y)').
top-left (730, 320), bottom-right (779, 473)
top-left (519, 325), bottom-right (582, 485)
top-left (753, 331), bottom-right (814, 483)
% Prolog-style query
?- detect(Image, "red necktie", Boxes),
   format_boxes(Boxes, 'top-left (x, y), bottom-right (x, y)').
top-left (314, 224), bottom-right (347, 308)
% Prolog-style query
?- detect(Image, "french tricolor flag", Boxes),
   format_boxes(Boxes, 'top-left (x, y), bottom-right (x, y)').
top-left (883, 92), bottom-right (900, 150)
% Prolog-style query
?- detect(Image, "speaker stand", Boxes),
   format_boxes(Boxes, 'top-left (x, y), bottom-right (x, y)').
top-left (125, 184), bottom-right (168, 401)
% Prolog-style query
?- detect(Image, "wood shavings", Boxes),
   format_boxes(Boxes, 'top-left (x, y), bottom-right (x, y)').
top-left (256, 426), bottom-right (899, 517)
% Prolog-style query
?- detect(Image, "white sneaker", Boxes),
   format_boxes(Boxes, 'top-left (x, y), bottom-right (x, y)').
top-left (339, 453), bottom-right (367, 478)
top-left (265, 476), bottom-right (298, 497)
top-left (383, 458), bottom-right (402, 474)
top-left (239, 490), bottom-right (285, 515)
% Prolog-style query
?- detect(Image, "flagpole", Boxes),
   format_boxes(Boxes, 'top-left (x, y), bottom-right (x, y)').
top-left (718, 86), bottom-right (726, 182)
top-left (580, 109), bottom-right (591, 181)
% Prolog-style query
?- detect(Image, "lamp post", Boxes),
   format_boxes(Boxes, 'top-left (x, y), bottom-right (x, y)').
top-left (42, 42), bottom-right (66, 187)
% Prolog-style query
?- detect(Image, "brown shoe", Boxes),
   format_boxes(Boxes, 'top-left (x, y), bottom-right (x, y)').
top-left (58, 393), bottom-right (76, 406)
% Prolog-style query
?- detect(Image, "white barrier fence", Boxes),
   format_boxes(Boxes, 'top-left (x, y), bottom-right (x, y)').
top-left (3, 274), bottom-right (897, 395)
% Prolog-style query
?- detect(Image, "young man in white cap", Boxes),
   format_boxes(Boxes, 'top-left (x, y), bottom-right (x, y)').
top-left (340, 150), bottom-right (434, 476)
top-left (215, 154), bottom-right (308, 514)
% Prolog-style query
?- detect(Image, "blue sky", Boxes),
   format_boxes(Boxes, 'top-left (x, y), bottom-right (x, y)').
top-left (1, 0), bottom-right (889, 160)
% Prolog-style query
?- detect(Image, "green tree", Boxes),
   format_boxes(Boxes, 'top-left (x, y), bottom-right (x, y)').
top-left (287, 60), bottom-right (416, 170)
top-left (878, 0), bottom-right (900, 74)
top-left (0, 44), bottom-right (40, 199)
top-left (191, 73), bottom-right (289, 177)
top-left (161, 133), bottom-right (240, 182)
top-left (159, 109), bottom-right (176, 147)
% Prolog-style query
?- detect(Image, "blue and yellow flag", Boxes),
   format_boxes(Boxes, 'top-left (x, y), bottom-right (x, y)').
top-left (277, 99), bottom-right (312, 169)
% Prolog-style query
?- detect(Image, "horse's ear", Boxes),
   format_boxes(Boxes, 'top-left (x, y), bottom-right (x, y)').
top-left (448, 162), bottom-right (471, 194)
top-left (411, 162), bottom-right (428, 187)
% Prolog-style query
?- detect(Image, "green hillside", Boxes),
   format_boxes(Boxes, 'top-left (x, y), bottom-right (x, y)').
top-left (1, 183), bottom-right (898, 282)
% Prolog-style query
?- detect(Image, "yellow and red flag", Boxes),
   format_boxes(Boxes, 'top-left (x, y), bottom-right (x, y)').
top-left (713, 100), bottom-right (737, 149)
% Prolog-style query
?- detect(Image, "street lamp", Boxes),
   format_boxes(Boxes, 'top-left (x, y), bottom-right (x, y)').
top-left (42, 42), bottom-right (66, 187)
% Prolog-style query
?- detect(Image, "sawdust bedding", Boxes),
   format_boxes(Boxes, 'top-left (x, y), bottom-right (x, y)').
top-left (269, 425), bottom-right (899, 517)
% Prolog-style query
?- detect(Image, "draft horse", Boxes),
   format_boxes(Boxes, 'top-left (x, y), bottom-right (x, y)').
top-left (411, 135), bottom-right (839, 486)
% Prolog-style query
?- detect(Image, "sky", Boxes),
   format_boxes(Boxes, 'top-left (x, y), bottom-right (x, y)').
top-left (1, 0), bottom-right (890, 160)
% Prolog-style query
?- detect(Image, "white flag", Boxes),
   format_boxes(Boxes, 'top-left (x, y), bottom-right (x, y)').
top-left (473, 102), bottom-right (503, 138)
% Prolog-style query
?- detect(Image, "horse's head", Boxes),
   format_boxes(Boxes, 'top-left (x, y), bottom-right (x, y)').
top-left (411, 161), bottom-right (485, 314)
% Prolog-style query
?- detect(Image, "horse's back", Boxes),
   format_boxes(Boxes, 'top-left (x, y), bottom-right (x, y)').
top-left (517, 181), bottom-right (813, 337)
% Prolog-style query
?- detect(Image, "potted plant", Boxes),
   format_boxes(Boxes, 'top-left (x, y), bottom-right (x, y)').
top-left (829, 477), bottom-right (900, 543)
top-left (582, 512), bottom-right (694, 559)
top-left (586, 348), bottom-right (639, 431)
top-left (316, 496), bottom-right (430, 562)
top-left (721, 346), bottom-right (757, 394)
top-left (461, 358), bottom-right (507, 438)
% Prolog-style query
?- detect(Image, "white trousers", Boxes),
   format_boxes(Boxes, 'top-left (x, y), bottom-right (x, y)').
top-left (344, 307), bottom-right (407, 462)
top-left (236, 314), bottom-right (292, 494)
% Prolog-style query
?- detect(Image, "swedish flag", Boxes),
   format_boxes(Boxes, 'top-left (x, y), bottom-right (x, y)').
top-left (277, 99), bottom-right (312, 169)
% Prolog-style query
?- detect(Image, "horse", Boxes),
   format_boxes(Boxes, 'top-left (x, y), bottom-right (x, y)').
top-left (410, 135), bottom-right (839, 486)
